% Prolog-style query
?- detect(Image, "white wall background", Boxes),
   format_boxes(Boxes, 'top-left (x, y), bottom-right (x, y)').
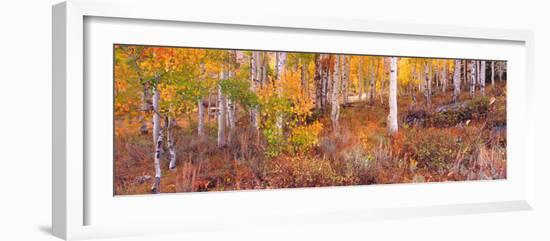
top-left (0, 0), bottom-right (548, 240)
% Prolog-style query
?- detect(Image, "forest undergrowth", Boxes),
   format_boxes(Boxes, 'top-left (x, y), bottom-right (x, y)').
top-left (114, 84), bottom-right (506, 195)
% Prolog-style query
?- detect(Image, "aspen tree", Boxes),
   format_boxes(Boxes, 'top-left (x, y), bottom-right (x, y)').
top-left (197, 62), bottom-right (206, 137)
top-left (470, 60), bottom-right (476, 98)
top-left (330, 55), bottom-right (341, 129)
top-left (250, 51), bottom-right (260, 129)
top-left (442, 61), bottom-right (448, 92)
top-left (453, 59), bottom-right (461, 103)
top-left (167, 115), bottom-right (176, 170)
top-left (217, 71), bottom-right (227, 147)
top-left (342, 56), bottom-right (350, 105)
top-left (275, 52), bottom-right (287, 129)
top-left (151, 83), bottom-right (162, 193)
top-left (358, 57), bottom-right (364, 101)
top-left (320, 54), bottom-right (329, 110)
top-left (424, 62), bottom-right (432, 105)
top-left (480, 60), bottom-right (486, 96)
top-left (388, 57), bottom-right (398, 136)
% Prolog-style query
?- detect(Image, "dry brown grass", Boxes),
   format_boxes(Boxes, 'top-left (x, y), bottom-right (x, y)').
top-left (114, 83), bottom-right (507, 195)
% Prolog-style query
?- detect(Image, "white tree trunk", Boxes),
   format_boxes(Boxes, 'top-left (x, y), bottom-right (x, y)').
top-left (388, 57), bottom-right (398, 136)
top-left (462, 60), bottom-right (467, 89)
top-left (418, 63), bottom-right (424, 95)
top-left (197, 63), bottom-right (206, 137)
top-left (275, 52), bottom-right (287, 129)
top-left (453, 59), bottom-right (461, 103)
top-left (477, 60), bottom-right (481, 86)
top-left (480, 60), bottom-right (486, 96)
top-left (325, 55), bottom-right (333, 107)
top-left (358, 57), bottom-right (364, 101)
top-left (227, 52), bottom-right (237, 137)
top-left (442, 62), bottom-right (448, 92)
top-left (424, 63), bottom-right (431, 105)
top-left (167, 116), bottom-right (177, 170)
top-left (250, 52), bottom-right (260, 130)
top-left (151, 85), bottom-right (162, 193)
top-left (207, 90), bottom-right (213, 120)
top-left (226, 99), bottom-right (235, 143)
top-left (197, 99), bottom-right (205, 137)
top-left (152, 84), bottom-right (160, 151)
top-left (319, 54), bottom-right (327, 110)
top-left (227, 100), bottom-right (236, 140)
top-left (470, 61), bottom-right (476, 98)
top-left (217, 71), bottom-right (227, 148)
top-left (227, 69), bottom-right (236, 144)
top-left (497, 62), bottom-right (504, 81)
top-left (342, 56), bottom-right (350, 105)
top-left (331, 55), bottom-right (341, 129)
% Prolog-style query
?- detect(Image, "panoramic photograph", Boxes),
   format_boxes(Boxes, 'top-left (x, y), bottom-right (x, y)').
top-left (113, 45), bottom-right (507, 195)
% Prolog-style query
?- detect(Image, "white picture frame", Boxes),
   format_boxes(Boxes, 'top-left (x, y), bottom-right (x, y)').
top-left (52, 0), bottom-right (536, 240)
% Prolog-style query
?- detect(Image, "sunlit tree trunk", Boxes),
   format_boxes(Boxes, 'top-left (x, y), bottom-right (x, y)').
top-left (358, 57), bottom-right (364, 101)
top-left (453, 59), bottom-right (461, 103)
top-left (497, 61), bottom-right (504, 82)
top-left (167, 116), bottom-right (176, 170)
top-left (256, 52), bottom-right (263, 88)
top-left (331, 55), bottom-right (341, 129)
top-left (217, 71), bottom-right (227, 148)
top-left (442, 62), bottom-right (448, 92)
top-left (428, 64), bottom-right (432, 101)
top-left (226, 51), bottom-right (238, 143)
top-left (321, 55), bottom-right (329, 111)
top-left (151, 84), bottom-right (162, 193)
top-left (227, 98), bottom-right (235, 142)
top-left (477, 60), bottom-right (481, 87)
top-left (250, 51), bottom-right (260, 129)
top-left (462, 60), bottom-right (467, 90)
top-left (388, 57), bottom-right (398, 136)
top-left (342, 56), bottom-right (350, 105)
top-left (197, 63), bottom-right (206, 137)
top-left (480, 60), bottom-right (486, 96)
top-left (418, 63), bottom-right (424, 100)
top-left (424, 63), bottom-right (431, 105)
top-left (326, 55), bottom-right (333, 107)
top-left (207, 90), bottom-right (213, 121)
top-left (197, 99), bottom-right (205, 137)
top-left (275, 52), bottom-right (287, 129)
top-left (470, 60), bottom-right (476, 98)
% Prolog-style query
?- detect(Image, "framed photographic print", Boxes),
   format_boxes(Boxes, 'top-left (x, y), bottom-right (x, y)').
top-left (52, 0), bottom-right (535, 240)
